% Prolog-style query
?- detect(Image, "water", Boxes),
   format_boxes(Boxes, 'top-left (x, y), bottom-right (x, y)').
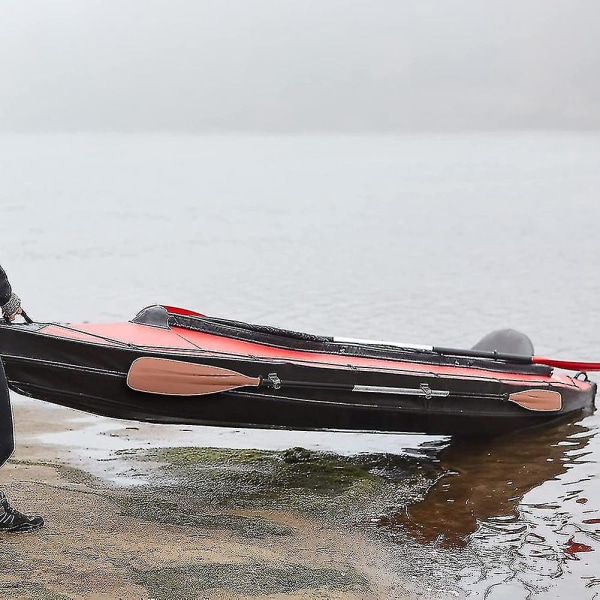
top-left (1, 131), bottom-right (599, 598)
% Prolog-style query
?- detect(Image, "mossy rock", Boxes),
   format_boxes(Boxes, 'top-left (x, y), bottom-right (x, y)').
top-left (136, 445), bottom-right (437, 521)
top-left (154, 446), bottom-right (381, 496)
top-left (157, 446), bottom-right (274, 466)
top-left (281, 446), bottom-right (313, 463)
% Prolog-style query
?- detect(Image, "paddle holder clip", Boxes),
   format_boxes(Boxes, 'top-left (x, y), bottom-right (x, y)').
top-left (264, 373), bottom-right (281, 389)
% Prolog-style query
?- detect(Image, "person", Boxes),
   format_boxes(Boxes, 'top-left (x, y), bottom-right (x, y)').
top-left (0, 264), bottom-right (44, 532)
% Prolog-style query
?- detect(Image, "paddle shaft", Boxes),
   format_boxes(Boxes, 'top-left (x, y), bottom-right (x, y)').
top-left (127, 358), bottom-right (563, 410)
top-left (334, 338), bottom-right (599, 372)
top-left (164, 307), bottom-right (598, 372)
top-left (261, 376), bottom-right (561, 410)
top-left (433, 346), bottom-right (600, 372)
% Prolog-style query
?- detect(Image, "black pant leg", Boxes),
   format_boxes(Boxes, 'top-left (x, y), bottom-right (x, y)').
top-left (0, 360), bottom-right (15, 467)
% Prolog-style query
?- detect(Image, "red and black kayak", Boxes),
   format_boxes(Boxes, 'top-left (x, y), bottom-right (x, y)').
top-left (0, 305), bottom-right (596, 436)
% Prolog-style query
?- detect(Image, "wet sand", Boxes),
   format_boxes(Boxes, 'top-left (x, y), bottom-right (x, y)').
top-left (0, 400), bottom-right (451, 600)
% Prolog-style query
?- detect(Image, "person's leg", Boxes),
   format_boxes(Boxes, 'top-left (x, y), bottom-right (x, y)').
top-left (0, 359), bottom-right (44, 532)
top-left (0, 359), bottom-right (15, 467)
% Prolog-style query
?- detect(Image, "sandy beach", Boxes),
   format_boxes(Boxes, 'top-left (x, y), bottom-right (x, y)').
top-left (0, 399), bottom-right (452, 600)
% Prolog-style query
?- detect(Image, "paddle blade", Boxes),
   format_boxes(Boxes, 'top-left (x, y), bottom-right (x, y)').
top-left (508, 389), bottom-right (562, 412)
top-left (127, 357), bottom-right (260, 396)
top-left (161, 305), bottom-right (205, 318)
top-left (532, 356), bottom-right (600, 371)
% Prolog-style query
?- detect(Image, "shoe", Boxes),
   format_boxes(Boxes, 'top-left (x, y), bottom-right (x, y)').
top-left (0, 490), bottom-right (44, 532)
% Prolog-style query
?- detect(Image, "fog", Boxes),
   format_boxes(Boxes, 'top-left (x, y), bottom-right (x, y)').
top-left (0, 0), bottom-right (598, 132)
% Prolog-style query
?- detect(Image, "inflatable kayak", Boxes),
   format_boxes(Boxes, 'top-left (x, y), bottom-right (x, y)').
top-left (0, 305), bottom-right (596, 436)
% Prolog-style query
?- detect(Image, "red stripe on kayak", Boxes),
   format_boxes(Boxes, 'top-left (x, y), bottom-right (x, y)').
top-left (34, 321), bottom-right (591, 389)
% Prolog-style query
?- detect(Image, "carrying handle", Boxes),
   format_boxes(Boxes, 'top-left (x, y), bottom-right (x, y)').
top-left (3, 309), bottom-right (33, 325)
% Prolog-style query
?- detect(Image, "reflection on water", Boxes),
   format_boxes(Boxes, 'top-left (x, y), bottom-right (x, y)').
top-left (397, 419), bottom-right (592, 547)
top-left (391, 415), bottom-right (600, 597)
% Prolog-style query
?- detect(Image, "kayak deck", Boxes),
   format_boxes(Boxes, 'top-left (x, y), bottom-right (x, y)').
top-left (0, 305), bottom-right (595, 437)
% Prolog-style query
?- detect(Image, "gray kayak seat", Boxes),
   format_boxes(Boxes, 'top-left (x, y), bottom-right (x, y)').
top-left (471, 328), bottom-right (534, 356)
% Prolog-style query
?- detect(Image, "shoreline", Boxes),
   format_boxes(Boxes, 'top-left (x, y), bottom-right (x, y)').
top-left (0, 397), bottom-right (454, 599)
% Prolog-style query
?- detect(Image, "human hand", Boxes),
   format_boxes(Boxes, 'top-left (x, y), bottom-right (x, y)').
top-left (6, 306), bottom-right (22, 322)
top-left (2, 292), bottom-right (22, 322)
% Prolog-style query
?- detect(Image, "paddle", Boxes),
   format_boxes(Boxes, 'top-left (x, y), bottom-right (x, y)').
top-left (127, 357), bottom-right (260, 396)
top-left (127, 357), bottom-right (562, 411)
top-left (162, 305), bottom-right (597, 372)
top-left (333, 337), bottom-right (600, 372)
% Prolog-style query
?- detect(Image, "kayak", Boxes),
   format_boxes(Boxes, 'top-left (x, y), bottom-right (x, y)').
top-left (0, 305), bottom-right (596, 436)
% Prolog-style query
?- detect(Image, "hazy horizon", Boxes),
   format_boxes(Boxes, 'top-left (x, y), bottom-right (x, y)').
top-left (1, 0), bottom-right (599, 133)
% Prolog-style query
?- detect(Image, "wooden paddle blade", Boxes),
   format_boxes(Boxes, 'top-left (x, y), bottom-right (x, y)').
top-left (508, 389), bottom-right (562, 412)
top-left (127, 357), bottom-right (261, 396)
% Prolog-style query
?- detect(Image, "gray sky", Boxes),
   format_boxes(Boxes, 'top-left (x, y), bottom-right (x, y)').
top-left (1, 0), bottom-right (599, 132)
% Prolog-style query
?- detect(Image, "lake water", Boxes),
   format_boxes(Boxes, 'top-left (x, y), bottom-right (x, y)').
top-left (1, 132), bottom-right (599, 598)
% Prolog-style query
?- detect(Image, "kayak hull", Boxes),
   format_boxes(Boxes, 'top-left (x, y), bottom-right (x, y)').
top-left (0, 306), bottom-right (596, 437)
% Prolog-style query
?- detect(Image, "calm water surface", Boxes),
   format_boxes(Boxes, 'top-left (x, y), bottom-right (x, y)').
top-left (1, 132), bottom-right (599, 598)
